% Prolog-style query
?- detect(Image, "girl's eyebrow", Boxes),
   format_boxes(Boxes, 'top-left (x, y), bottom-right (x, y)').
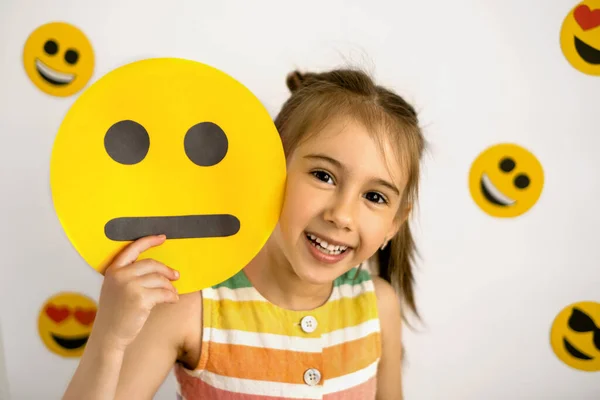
top-left (304, 153), bottom-right (400, 196)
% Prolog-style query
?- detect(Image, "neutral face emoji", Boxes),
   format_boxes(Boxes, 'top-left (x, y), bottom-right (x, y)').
top-left (50, 58), bottom-right (286, 294)
top-left (550, 301), bottom-right (600, 372)
top-left (469, 143), bottom-right (544, 218)
top-left (22, 22), bottom-right (94, 96)
top-left (560, 0), bottom-right (600, 76)
top-left (37, 292), bottom-right (97, 358)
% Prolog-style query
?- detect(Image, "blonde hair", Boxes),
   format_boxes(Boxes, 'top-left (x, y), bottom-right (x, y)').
top-left (274, 68), bottom-right (426, 320)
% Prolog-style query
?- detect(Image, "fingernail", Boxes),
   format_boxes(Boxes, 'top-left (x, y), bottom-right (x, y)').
top-left (174, 270), bottom-right (180, 278)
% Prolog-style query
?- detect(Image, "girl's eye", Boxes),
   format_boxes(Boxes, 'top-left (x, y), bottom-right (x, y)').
top-left (365, 192), bottom-right (387, 204)
top-left (312, 170), bottom-right (334, 184)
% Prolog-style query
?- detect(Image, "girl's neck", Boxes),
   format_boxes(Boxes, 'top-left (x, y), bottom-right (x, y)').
top-left (244, 236), bottom-right (333, 311)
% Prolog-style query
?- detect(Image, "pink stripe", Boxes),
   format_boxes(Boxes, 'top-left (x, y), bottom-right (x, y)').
top-left (174, 365), bottom-right (304, 400)
top-left (324, 376), bottom-right (377, 400)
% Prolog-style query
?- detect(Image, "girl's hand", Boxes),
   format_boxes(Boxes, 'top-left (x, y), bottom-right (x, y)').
top-left (91, 234), bottom-right (180, 352)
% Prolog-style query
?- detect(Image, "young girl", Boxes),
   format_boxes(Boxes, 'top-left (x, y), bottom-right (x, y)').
top-left (63, 68), bottom-right (425, 400)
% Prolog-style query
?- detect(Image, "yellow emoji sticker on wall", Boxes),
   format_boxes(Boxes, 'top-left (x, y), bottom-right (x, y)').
top-left (50, 58), bottom-right (286, 294)
top-left (23, 22), bottom-right (94, 97)
top-left (560, 0), bottom-right (600, 76)
top-left (38, 292), bottom-right (97, 358)
top-left (550, 301), bottom-right (600, 372)
top-left (469, 143), bottom-right (544, 218)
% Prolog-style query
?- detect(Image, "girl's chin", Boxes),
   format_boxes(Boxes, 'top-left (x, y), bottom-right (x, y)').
top-left (290, 260), bottom-right (349, 286)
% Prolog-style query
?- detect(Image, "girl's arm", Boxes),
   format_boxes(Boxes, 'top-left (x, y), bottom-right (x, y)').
top-left (114, 292), bottom-right (201, 399)
top-left (62, 236), bottom-right (200, 399)
top-left (63, 292), bottom-right (200, 400)
top-left (373, 277), bottom-right (404, 400)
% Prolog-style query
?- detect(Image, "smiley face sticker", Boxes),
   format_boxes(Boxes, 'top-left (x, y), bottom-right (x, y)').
top-left (550, 301), bottom-right (600, 372)
top-left (469, 143), bottom-right (544, 218)
top-left (23, 22), bottom-right (94, 96)
top-left (38, 292), bottom-right (97, 358)
top-left (50, 58), bottom-right (286, 294)
top-left (560, 0), bottom-right (600, 76)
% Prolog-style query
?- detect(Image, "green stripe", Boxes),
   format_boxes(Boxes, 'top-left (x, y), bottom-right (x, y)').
top-left (334, 266), bottom-right (371, 287)
top-left (213, 265), bottom-right (372, 290)
top-left (212, 269), bottom-right (253, 289)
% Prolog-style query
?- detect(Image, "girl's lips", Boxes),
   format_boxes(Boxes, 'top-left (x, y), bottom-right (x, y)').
top-left (304, 234), bottom-right (351, 264)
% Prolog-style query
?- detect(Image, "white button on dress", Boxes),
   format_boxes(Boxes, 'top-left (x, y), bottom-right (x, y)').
top-left (300, 315), bottom-right (317, 333)
top-left (303, 368), bottom-right (321, 386)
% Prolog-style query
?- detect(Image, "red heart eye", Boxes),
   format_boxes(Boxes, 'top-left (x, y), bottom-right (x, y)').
top-left (74, 308), bottom-right (96, 326)
top-left (45, 305), bottom-right (70, 323)
top-left (574, 4), bottom-right (600, 31)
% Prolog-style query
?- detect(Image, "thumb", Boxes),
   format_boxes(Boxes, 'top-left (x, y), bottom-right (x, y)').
top-left (111, 234), bottom-right (166, 268)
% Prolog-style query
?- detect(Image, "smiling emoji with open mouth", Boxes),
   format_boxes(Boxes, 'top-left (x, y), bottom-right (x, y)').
top-left (22, 22), bottom-right (94, 97)
top-left (38, 292), bottom-right (97, 358)
top-left (560, 0), bottom-right (600, 76)
top-left (469, 143), bottom-right (544, 218)
top-left (550, 301), bottom-right (600, 372)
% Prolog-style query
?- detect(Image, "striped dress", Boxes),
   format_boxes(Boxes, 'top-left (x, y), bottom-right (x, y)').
top-left (174, 266), bottom-right (382, 399)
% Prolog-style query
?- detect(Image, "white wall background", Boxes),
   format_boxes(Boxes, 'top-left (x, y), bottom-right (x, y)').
top-left (0, 322), bottom-right (9, 400)
top-left (1, 0), bottom-right (599, 398)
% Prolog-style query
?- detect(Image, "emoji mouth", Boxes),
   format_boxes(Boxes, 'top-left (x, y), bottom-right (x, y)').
top-left (563, 337), bottom-right (593, 360)
top-left (51, 333), bottom-right (89, 350)
top-left (480, 173), bottom-right (515, 207)
top-left (35, 59), bottom-right (75, 85)
top-left (104, 214), bottom-right (240, 241)
top-left (574, 36), bottom-right (600, 65)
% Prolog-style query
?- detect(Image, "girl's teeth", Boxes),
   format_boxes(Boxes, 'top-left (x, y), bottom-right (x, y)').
top-left (306, 233), bottom-right (349, 256)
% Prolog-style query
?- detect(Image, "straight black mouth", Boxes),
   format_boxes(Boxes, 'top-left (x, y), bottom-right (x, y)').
top-left (563, 337), bottom-right (593, 360)
top-left (104, 214), bottom-right (240, 241)
top-left (574, 36), bottom-right (600, 65)
top-left (51, 334), bottom-right (89, 350)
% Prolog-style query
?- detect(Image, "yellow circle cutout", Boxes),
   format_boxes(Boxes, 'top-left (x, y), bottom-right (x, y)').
top-left (23, 22), bottom-right (94, 97)
top-left (550, 301), bottom-right (600, 372)
top-left (560, 0), bottom-right (600, 76)
top-left (468, 143), bottom-right (544, 218)
top-left (50, 58), bottom-right (286, 294)
top-left (38, 292), bottom-right (97, 358)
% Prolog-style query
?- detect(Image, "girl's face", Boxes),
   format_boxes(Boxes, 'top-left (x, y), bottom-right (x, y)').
top-left (274, 116), bottom-right (408, 285)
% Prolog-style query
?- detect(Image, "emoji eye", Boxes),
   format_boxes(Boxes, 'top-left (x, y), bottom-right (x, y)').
top-left (499, 157), bottom-right (515, 172)
top-left (44, 40), bottom-right (58, 55)
top-left (184, 122), bottom-right (228, 166)
top-left (45, 305), bottom-right (70, 323)
top-left (64, 49), bottom-right (79, 65)
top-left (514, 174), bottom-right (530, 189)
top-left (104, 120), bottom-right (150, 165)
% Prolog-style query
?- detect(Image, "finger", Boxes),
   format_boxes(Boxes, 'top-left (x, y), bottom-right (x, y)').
top-left (111, 235), bottom-right (166, 268)
top-left (137, 273), bottom-right (177, 292)
top-left (126, 259), bottom-right (179, 281)
top-left (145, 288), bottom-right (179, 306)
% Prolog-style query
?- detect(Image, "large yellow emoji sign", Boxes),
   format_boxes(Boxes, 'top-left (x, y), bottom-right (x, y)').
top-left (38, 292), bottom-right (97, 358)
top-left (50, 58), bottom-right (286, 293)
top-left (550, 301), bottom-right (600, 372)
top-left (469, 143), bottom-right (544, 218)
top-left (22, 22), bottom-right (94, 97)
top-left (560, 0), bottom-right (600, 76)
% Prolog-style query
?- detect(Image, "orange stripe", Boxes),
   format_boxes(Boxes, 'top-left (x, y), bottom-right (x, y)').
top-left (201, 332), bottom-right (380, 383)
top-left (204, 342), bottom-right (323, 384)
top-left (323, 332), bottom-right (381, 379)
